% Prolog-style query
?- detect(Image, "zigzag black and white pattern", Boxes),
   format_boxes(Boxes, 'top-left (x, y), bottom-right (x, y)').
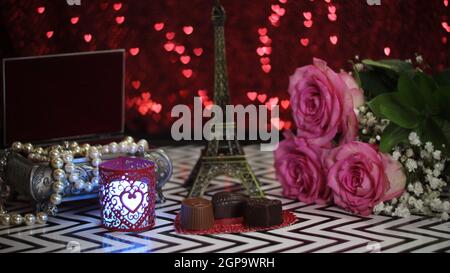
top-left (1, 145), bottom-right (449, 253)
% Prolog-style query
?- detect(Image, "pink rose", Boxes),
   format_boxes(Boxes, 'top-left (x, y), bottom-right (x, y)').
top-left (324, 141), bottom-right (406, 216)
top-left (338, 71), bottom-right (364, 143)
top-left (288, 58), bottom-right (358, 146)
top-left (338, 71), bottom-right (365, 109)
top-left (381, 154), bottom-right (407, 202)
top-left (275, 133), bottom-right (331, 204)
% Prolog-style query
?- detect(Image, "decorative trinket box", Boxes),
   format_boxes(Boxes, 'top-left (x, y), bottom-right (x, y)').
top-left (0, 50), bottom-right (172, 211)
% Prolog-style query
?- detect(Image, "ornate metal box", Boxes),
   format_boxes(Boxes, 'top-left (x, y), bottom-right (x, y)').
top-left (0, 50), bottom-right (173, 208)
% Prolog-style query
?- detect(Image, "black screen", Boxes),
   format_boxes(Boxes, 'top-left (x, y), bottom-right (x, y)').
top-left (2, 50), bottom-right (124, 146)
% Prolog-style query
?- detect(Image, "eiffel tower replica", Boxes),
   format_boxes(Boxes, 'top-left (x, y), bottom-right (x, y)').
top-left (185, 0), bottom-right (264, 198)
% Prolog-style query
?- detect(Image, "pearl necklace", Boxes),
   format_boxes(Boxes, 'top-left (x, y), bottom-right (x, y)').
top-left (0, 137), bottom-right (149, 227)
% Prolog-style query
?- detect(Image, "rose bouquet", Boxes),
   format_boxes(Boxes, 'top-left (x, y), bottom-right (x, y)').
top-left (275, 57), bottom-right (450, 220)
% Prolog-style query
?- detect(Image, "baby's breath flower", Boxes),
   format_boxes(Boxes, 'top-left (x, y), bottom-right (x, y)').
top-left (393, 206), bottom-right (411, 218)
top-left (443, 201), bottom-right (450, 212)
top-left (434, 163), bottom-right (444, 172)
top-left (384, 206), bottom-right (393, 214)
top-left (408, 196), bottom-right (417, 206)
top-left (420, 150), bottom-right (429, 159)
top-left (433, 169), bottom-right (441, 177)
top-left (374, 202), bottom-right (385, 214)
top-left (407, 183), bottom-right (414, 192)
top-left (416, 55), bottom-right (423, 64)
top-left (429, 177), bottom-right (442, 190)
top-left (355, 63), bottom-right (364, 71)
top-left (414, 182), bottom-right (424, 196)
top-left (400, 192), bottom-right (410, 203)
top-left (405, 159), bottom-right (418, 172)
top-left (392, 150), bottom-right (401, 161)
top-left (408, 132), bottom-right (421, 146)
top-left (425, 142), bottom-right (434, 152)
top-left (430, 198), bottom-right (443, 210)
top-left (414, 200), bottom-right (424, 212)
top-left (406, 148), bottom-right (414, 157)
top-left (433, 150), bottom-right (442, 160)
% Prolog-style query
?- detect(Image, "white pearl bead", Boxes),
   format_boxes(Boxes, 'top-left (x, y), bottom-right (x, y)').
top-left (65, 163), bottom-right (76, 173)
top-left (84, 182), bottom-right (94, 192)
top-left (69, 173), bottom-right (79, 183)
top-left (91, 176), bottom-right (100, 186)
top-left (74, 180), bottom-right (85, 190)
top-left (92, 168), bottom-right (99, 176)
top-left (129, 143), bottom-right (138, 154)
top-left (70, 142), bottom-right (79, 149)
top-left (124, 136), bottom-right (134, 143)
top-left (72, 146), bottom-right (81, 155)
top-left (52, 181), bottom-right (65, 193)
top-left (53, 169), bottom-right (66, 181)
top-left (49, 150), bottom-right (60, 159)
top-left (12, 142), bottom-right (22, 152)
top-left (62, 154), bottom-right (74, 163)
top-left (89, 151), bottom-right (100, 159)
top-left (24, 214), bottom-right (36, 226)
top-left (81, 144), bottom-right (90, 151)
top-left (101, 145), bottom-right (110, 154)
top-left (23, 143), bottom-right (33, 153)
top-left (91, 158), bottom-right (101, 167)
top-left (11, 214), bottom-right (23, 225)
top-left (109, 142), bottom-right (119, 153)
top-left (50, 194), bottom-right (62, 205)
top-left (137, 139), bottom-right (149, 150)
top-left (51, 158), bottom-right (64, 169)
top-left (89, 147), bottom-right (100, 159)
top-left (1, 214), bottom-right (11, 226)
top-left (36, 212), bottom-right (48, 224)
top-left (119, 141), bottom-right (129, 153)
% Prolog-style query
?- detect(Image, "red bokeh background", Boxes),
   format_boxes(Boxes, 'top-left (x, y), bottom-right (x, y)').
top-left (0, 0), bottom-right (449, 138)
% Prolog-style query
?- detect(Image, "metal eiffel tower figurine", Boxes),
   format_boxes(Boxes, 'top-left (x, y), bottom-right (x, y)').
top-left (185, 0), bottom-right (264, 198)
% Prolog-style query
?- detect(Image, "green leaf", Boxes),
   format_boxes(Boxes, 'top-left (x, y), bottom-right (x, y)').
top-left (414, 72), bottom-right (439, 112)
top-left (380, 101), bottom-right (421, 129)
top-left (359, 70), bottom-right (397, 99)
top-left (433, 69), bottom-right (450, 87)
top-left (435, 86), bottom-right (450, 120)
top-left (362, 59), bottom-right (414, 73)
top-left (397, 73), bottom-right (425, 111)
top-left (368, 93), bottom-right (421, 129)
top-left (418, 118), bottom-right (450, 157)
top-left (367, 93), bottom-right (396, 118)
top-left (397, 72), bottom-right (441, 115)
top-left (380, 123), bottom-right (411, 153)
top-left (433, 117), bottom-right (450, 142)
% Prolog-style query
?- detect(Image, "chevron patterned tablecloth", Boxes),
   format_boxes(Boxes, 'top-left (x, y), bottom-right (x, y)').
top-left (1, 145), bottom-right (449, 253)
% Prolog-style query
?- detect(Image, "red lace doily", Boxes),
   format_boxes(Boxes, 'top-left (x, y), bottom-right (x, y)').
top-left (174, 210), bottom-right (297, 235)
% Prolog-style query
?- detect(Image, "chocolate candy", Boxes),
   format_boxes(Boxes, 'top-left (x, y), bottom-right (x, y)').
top-left (244, 198), bottom-right (283, 228)
top-left (212, 192), bottom-right (248, 219)
top-left (180, 197), bottom-right (214, 230)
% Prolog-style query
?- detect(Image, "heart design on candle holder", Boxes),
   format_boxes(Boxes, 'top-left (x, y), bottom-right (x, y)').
top-left (120, 190), bottom-right (144, 213)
